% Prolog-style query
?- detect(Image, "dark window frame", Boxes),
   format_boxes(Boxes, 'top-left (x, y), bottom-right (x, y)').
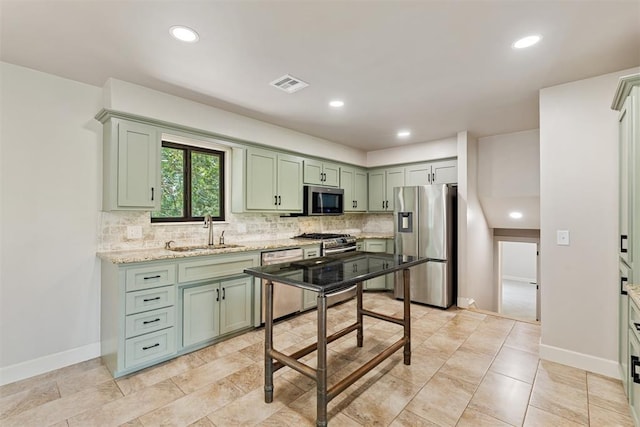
top-left (151, 141), bottom-right (225, 223)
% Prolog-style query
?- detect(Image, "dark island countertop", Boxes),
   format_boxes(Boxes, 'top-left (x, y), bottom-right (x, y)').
top-left (244, 251), bottom-right (429, 296)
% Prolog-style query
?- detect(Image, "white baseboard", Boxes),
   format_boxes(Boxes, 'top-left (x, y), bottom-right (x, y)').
top-left (539, 342), bottom-right (620, 379)
top-left (457, 297), bottom-right (477, 309)
top-left (0, 342), bottom-right (101, 386)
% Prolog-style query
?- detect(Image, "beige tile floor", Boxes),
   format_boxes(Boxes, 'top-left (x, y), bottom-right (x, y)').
top-left (0, 293), bottom-right (633, 426)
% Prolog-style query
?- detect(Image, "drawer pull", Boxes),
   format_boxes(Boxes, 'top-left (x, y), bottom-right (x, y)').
top-left (143, 275), bottom-right (161, 280)
top-left (622, 276), bottom-right (629, 295)
top-left (143, 296), bottom-right (161, 302)
top-left (142, 343), bottom-right (160, 351)
top-left (143, 318), bottom-right (161, 325)
top-left (621, 235), bottom-right (628, 253)
top-left (634, 323), bottom-right (640, 332)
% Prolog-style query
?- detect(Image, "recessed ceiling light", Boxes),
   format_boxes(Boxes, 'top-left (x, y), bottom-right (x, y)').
top-left (169, 25), bottom-right (199, 43)
top-left (329, 100), bottom-right (344, 108)
top-left (509, 211), bottom-right (523, 219)
top-left (512, 35), bottom-right (541, 49)
top-left (397, 130), bottom-right (411, 138)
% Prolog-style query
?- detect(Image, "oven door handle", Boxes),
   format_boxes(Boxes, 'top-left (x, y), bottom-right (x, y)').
top-left (323, 245), bottom-right (357, 255)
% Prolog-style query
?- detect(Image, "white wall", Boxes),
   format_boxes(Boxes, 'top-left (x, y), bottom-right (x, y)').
top-left (501, 241), bottom-right (536, 282)
top-left (0, 62), bottom-right (103, 384)
top-left (366, 136), bottom-right (458, 168)
top-left (539, 67), bottom-right (639, 377)
top-left (478, 129), bottom-right (540, 229)
top-left (456, 132), bottom-right (495, 310)
top-left (105, 79), bottom-right (367, 167)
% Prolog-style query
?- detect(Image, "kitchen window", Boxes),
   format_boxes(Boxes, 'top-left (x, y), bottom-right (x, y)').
top-left (151, 141), bottom-right (225, 222)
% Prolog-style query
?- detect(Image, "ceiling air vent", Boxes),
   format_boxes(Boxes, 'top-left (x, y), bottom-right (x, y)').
top-left (269, 74), bottom-right (309, 94)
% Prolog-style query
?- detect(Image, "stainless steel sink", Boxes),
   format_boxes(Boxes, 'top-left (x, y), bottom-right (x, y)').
top-left (167, 244), bottom-right (242, 252)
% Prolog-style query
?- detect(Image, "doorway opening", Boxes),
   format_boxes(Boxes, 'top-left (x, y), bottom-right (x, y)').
top-left (495, 238), bottom-right (540, 322)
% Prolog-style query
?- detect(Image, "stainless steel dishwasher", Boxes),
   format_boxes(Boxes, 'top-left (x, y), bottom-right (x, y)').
top-left (261, 248), bottom-right (304, 323)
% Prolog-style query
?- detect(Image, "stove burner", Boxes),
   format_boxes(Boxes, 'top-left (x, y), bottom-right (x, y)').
top-left (295, 233), bottom-right (351, 239)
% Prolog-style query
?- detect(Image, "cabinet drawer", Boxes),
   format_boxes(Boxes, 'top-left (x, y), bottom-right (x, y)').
top-left (125, 306), bottom-right (176, 338)
top-left (178, 255), bottom-right (257, 283)
top-left (125, 264), bottom-right (176, 292)
top-left (630, 298), bottom-right (640, 342)
top-left (126, 285), bottom-right (175, 315)
top-left (125, 327), bottom-right (176, 369)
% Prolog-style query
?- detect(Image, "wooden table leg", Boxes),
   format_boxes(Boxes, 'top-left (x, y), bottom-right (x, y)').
top-left (356, 282), bottom-right (363, 347)
top-left (403, 268), bottom-right (411, 365)
top-left (316, 294), bottom-right (328, 427)
top-left (264, 280), bottom-right (274, 403)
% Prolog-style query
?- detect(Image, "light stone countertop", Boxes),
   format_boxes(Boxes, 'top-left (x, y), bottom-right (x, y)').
top-left (97, 238), bottom-right (323, 264)
top-left (628, 284), bottom-right (640, 307)
top-left (97, 234), bottom-right (395, 264)
top-left (353, 233), bottom-right (394, 240)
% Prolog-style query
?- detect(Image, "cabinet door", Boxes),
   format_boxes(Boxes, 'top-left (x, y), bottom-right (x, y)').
top-left (621, 262), bottom-right (631, 396)
top-left (368, 170), bottom-right (386, 211)
top-left (183, 283), bottom-right (220, 347)
top-left (220, 276), bottom-right (253, 335)
top-left (303, 159), bottom-right (323, 185)
top-left (117, 121), bottom-right (160, 209)
top-left (353, 168), bottom-right (368, 212)
top-left (385, 167), bottom-right (405, 211)
top-left (341, 168), bottom-right (355, 211)
top-left (405, 163), bottom-right (430, 186)
top-left (629, 328), bottom-right (640, 425)
top-left (277, 154), bottom-right (303, 212)
top-left (431, 159), bottom-right (458, 184)
top-left (322, 162), bottom-right (340, 187)
top-left (364, 240), bottom-right (388, 290)
top-left (246, 148), bottom-right (278, 210)
top-left (620, 96), bottom-right (633, 265)
top-left (302, 246), bottom-right (320, 309)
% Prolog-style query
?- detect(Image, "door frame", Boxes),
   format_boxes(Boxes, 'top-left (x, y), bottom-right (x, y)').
top-left (493, 235), bottom-right (540, 321)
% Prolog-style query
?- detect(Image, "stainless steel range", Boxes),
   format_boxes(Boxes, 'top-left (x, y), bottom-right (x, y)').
top-left (294, 233), bottom-right (357, 255)
top-left (293, 232), bottom-right (358, 306)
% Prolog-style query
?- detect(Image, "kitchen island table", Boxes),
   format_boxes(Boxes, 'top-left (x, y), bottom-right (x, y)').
top-left (244, 251), bottom-right (429, 426)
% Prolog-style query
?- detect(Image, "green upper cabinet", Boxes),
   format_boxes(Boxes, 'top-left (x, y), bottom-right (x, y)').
top-left (242, 147), bottom-right (303, 212)
top-left (405, 159), bottom-right (457, 186)
top-left (303, 159), bottom-right (340, 187)
top-left (341, 166), bottom-right (368, 212)
top-left (369, 167), bottom-right (405, 212)
top-left (100, 116), bottom-right (161, 211)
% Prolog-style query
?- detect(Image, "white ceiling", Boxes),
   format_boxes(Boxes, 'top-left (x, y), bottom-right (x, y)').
top-left (1, 0), bottom-right (639, 151)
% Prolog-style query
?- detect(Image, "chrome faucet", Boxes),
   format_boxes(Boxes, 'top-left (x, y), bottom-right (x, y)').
top-left (219, 230), bottom-right (225, 246)
top-left (204, 215), bottom-right (214, 246)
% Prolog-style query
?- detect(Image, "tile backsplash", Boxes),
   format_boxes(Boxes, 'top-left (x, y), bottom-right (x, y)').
top-left (98, 211), bottom-right (394, 251)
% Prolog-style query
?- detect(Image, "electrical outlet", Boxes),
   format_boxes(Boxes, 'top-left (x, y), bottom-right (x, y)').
top-left (127, 226), bottom-right (142, 239)
top-left (557, 230), bottom-right (570, 246)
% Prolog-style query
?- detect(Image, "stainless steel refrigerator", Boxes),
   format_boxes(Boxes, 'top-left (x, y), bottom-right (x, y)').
top-left (393, 184), bottom-right (457, 308)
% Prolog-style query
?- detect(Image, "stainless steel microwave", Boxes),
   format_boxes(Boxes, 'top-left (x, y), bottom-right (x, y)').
top-left (303, 185), bottom-right (344, 216)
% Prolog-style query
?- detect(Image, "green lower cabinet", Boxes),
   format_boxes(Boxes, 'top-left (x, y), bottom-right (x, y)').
top-left (629, 328), bottom-right (640, 424)
top-left (302, 245), bottom-right (321, 310)
top-left (183, 283), bottom-right (220, 347)
top-left (220, 276), bottom-right (253, 334)
top-left (302, 290), bottom-right (317, 310)
top-left (363, 239), bottom-right (393, 290)
top-left (182, 275), bottom-right (253, 348)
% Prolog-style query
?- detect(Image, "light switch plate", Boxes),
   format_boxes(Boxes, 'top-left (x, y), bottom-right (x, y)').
top-left (127, 226), bottom-right (142, 239)
top-left (557, 230), bottom-right (570, 246)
